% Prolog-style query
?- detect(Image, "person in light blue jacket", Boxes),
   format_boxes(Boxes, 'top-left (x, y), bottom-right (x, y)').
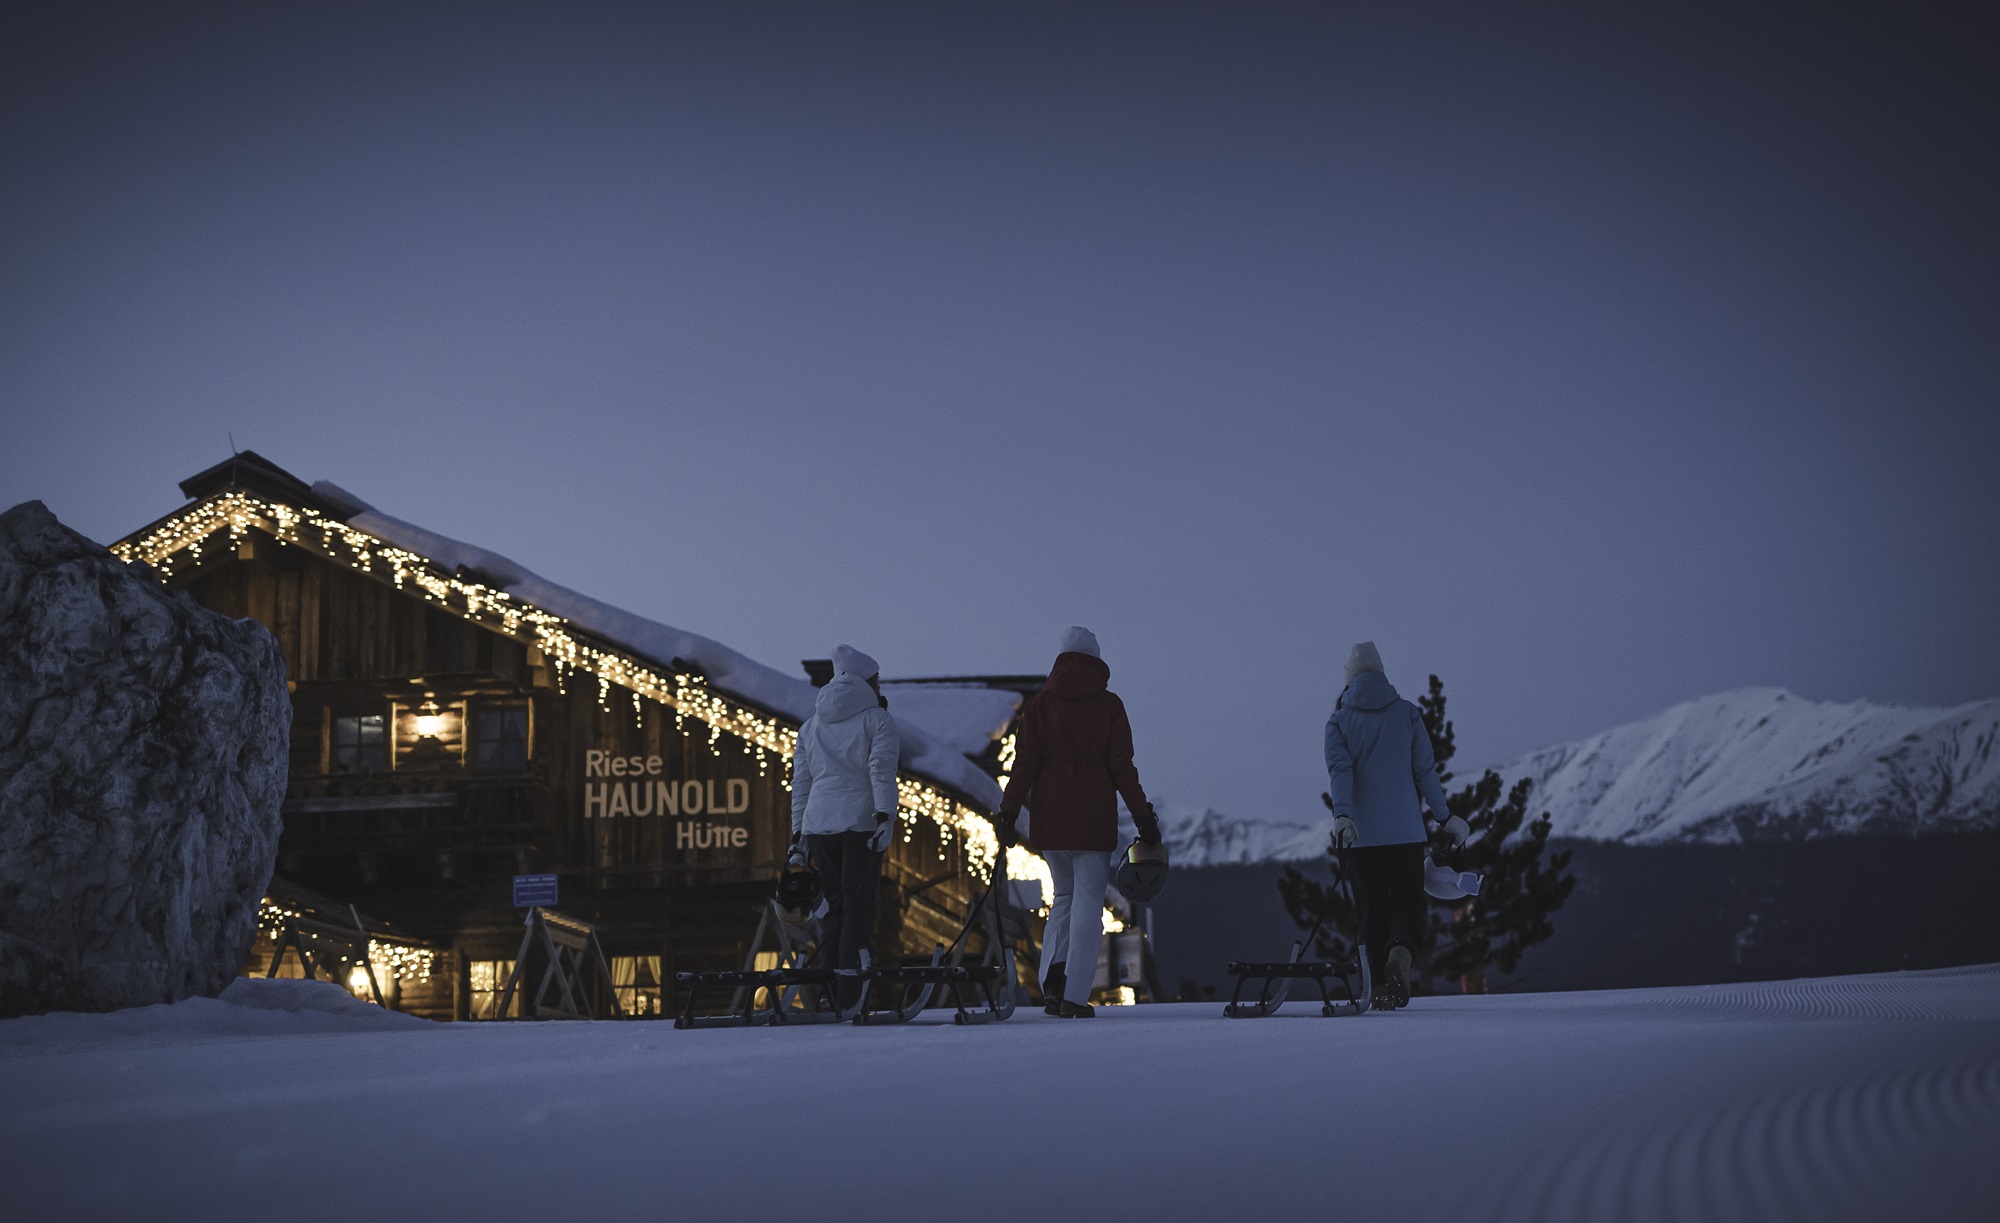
top-left (1324, 641), bottom-right (1469, 1010)
top-left (790, 644), bottom-right (900, 1000)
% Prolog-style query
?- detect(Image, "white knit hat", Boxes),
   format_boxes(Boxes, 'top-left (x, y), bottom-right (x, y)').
top-left (1343, 640), bottom-right (1383, 682)
top-left (831, 644), bottom-right (879, 678)
top-left (1059, 626), bottom-right (1101, 659)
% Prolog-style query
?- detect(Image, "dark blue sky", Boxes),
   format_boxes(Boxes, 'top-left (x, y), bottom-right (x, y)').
top-left (4, 2), bottom-right (1995, 822)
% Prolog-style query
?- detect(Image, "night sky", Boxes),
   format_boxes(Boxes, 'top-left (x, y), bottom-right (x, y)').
top-left (4, 2), bottom-right (1995, 824)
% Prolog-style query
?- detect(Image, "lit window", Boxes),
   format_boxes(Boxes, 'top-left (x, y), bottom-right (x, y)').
top-left (609, 955), bottom-right (662, 1017)
top-left (468, 960), bottom-right (520, 1019)
top-left (332, 714), bottom-right (386, 773)
top-left (475, 707), bottom-right (529, 770)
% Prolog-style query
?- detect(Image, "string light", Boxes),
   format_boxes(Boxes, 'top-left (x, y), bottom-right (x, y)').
top-left (256, 899), bottom-right (302, 939)
top-left (254, 898), bottom-right (437, 983)
top-left (117, 491), bottom-right (1021, 873)
top-left (367, 939), bottom-right (436, 983)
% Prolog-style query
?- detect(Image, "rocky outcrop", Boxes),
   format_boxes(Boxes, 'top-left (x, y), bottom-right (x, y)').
top-left (0, 501), bottom-right (288, 1017)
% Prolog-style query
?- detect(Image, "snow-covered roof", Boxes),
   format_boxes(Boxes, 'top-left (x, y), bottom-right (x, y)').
top-left (308, 480), bottom-right (1002, 809)
top-left (877, 682), bottom-right (1021, 759)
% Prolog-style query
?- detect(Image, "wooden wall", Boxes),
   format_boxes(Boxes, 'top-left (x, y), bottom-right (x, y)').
top-left (170, 528), bottom-right (996, 1010)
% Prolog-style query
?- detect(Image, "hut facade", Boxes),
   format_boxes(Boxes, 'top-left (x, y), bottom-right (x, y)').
top-left (112, 453), bottom-right (1038, 1019)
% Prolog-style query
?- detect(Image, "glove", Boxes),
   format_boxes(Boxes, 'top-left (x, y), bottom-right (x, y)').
top-left (866, 812), bottom-right (895, 853)
top-left (994, 813), bottom-right (1019, 849)
top-left (786, 838), bottom-right (808, 867)
top-left (1134, 805), bottom-right (1162, 847)
top-left (1438, 814), bottom-right (1470, 848)
top-left (1332, 815), bottom-right (1358, 850)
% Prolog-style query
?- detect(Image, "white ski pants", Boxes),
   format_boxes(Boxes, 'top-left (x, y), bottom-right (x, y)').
top-left (1039, 849), bottom-right (1114, 1006)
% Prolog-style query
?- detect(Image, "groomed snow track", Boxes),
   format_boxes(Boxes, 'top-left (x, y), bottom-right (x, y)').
top-left (2, 967), bottom-right (1996, 1222)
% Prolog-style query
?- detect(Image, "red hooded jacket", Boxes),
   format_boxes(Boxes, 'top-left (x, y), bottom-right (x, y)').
top-left (998, 652), bottom-right (1151, 852)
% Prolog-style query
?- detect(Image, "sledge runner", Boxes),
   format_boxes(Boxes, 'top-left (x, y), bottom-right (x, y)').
top-left (790, 645), bottom-right (900, 1009)
top-left (994, 627), bottom-right (1162, 1017)
top-left (1324, 641), bottom-right (1468, 1010)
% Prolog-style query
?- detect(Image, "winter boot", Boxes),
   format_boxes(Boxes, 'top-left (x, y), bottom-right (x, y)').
top-left (1058, 999), bottom-right (1095, 1018)
top-left (1042, 963), bottom-right (1066, 1016)
top-left (1384, 945), bottom-right (1413, 1010)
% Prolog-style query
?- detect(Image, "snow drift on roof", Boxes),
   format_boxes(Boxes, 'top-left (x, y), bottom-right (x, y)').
top-left (877, 683), bottom-right (1021, 759)
top-left (310, 481), bottom-right (1002, 808)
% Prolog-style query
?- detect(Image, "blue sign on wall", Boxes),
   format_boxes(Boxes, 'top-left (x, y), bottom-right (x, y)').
top-left (512, 873), bottom-right (559, 907)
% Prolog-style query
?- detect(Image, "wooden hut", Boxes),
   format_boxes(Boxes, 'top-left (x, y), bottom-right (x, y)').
top-left (113, 452), bottom-right (1037, 1019)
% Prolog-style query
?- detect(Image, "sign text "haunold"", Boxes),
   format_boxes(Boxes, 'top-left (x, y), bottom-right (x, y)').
top-left (582, 751), bottom-right (751, 819)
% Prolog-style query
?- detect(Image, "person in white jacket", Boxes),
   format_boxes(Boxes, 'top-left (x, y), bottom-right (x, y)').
top-left (789, 645), bottom-right (900, 997)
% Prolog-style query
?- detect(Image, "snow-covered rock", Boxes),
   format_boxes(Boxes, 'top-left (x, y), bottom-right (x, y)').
top-left (0, 502), bottom-right (289, 1019)
top-left (1494, 688), bottom-right (2000, 844)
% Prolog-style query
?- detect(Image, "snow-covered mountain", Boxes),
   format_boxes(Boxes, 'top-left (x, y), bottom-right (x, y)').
top-left (1157, 688), bottom-right (2000, 864)
top-left (1494, 688), bottom-right (2000, 844)
top-left (1149, 806), bottom-right (1330, 867)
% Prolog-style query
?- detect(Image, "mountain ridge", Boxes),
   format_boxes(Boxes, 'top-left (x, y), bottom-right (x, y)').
top-left (1156, 687), bottom-right (2000, 866)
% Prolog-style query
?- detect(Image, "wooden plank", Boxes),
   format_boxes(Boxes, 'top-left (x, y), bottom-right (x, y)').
top-left (357, 582), bottom-right (379, 676)
top-left (274, 567), bottom-right (300, 678)
top-left (424, 608), bottom-right (451, 675)
top-left (453, 613), bottom-right (478, 673)
top-left (298, 562), bottom-right (321, 682)
top-left (325, 569), bottom-right (351, 679)
top-left (403, 592), bottom-right (425, 677)
top-left (246, 563), bottom-right (276, 631)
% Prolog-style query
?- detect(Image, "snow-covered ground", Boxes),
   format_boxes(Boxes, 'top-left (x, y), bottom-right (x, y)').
top-left (3, 970), bottom-right (1995, 1222)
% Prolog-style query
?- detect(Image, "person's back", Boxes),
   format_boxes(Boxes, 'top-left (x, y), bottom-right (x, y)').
top-left (1323, 641), bottom-right (1464, 1011)
top-left (996, 626), bottom-right (1159, 1017)
top-left (794, 671), bottom-right (898, 836)
top-left (789, 645), bottom-right (899, 1003)
top-left (1325, 669), bottom-right (1450, 849)
top-left (1014, 650), bottom-right (1143, 852)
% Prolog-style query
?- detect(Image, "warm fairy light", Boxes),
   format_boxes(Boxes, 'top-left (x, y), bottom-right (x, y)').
top-left (256, 899), bottom-right (302, 938)
top-left (367, 939), bottom-right (436, 983)
top-left (1009, 845), bottom-right (1054, 913)
top-left (116, 491), bottom-right (1019, 863)
top-left (1102, 906), bottom-right (1125, 934)
top-left (256, 899), bottom-right (436, 986)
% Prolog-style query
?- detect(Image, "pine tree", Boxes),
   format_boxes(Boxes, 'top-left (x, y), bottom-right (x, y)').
top-left (1279, 675), bottom-right (1576, 993)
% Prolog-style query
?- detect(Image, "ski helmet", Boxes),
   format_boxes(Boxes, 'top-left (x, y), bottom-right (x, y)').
top-left (1114, 838), bottom-right (1170, 903)
top-left (775, 863), bottom-right (823, 924)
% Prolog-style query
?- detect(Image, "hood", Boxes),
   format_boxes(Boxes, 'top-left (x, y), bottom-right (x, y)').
top-left (1343, 670), bottom-right (1400, 712)
top-left (814, 673), bottom-right (881, 723)
top-left (1045, 651), bottom-right (1110, 700)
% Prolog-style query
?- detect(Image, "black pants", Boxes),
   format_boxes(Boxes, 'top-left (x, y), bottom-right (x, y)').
top-left (1346, 842), bottom-right (1426, 984)
top-left (806, 831), bottom-right (882, 988)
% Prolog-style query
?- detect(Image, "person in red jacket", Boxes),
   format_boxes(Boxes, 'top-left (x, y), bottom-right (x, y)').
top-left (994, 626), bottom-right (1162, 1017)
